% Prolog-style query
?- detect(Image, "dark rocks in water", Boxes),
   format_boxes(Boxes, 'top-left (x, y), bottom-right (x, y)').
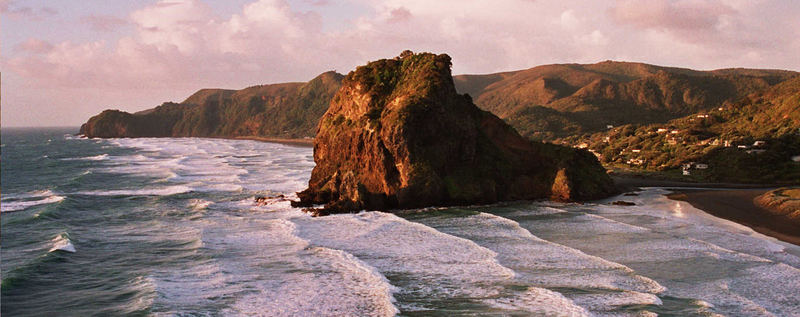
top-left (295, 51), bottom-right (618, 213)
top-left (612, 200), bottom-right (636, 206)
top-left (254, 194), bottom-right (287, 206)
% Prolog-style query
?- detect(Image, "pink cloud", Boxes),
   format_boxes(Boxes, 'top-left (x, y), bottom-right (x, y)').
top-left (0, 0), bottom-right (57, 20)
top-left (15, 38), bottom-right (54, 54)
top-left (609, 0), bottom-right (735, 31)
top-left (4, 0), bottom-right (800, 127)
top-left (387, 7), bottom-right (412, 23)
top-left (81, 14), bottom-right (129, 32)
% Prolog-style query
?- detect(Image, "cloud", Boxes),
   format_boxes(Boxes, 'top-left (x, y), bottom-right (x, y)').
top-left (387, 7), bottom-right (412, 23)
top-left (81, 14), bottom-right (129, 32)
top-left (5, 0), bottom-right (800, 95)
top-left (15, 38), bottom-right (54, 54)
top-left (609, 0), bottom-right (735, 31)
top-left (4, 0), bottom-right (800, 127)
top-left (1, 0), bottom-right (58, 20)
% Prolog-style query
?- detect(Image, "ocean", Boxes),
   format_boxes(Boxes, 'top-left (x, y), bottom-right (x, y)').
top-left (2, 127), bottom-right (799, 316)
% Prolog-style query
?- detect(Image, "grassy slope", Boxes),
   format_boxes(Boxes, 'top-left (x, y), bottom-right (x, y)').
top-left (561, 76), bottom-right (800, 183)
top-left (82, 71), bottom-right (343, 139)
top-left (454, 61), bottom-right (797, 141)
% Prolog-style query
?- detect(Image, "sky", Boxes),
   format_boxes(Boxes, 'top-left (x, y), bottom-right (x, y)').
top-left (2, 0), bottom-right (799, 127)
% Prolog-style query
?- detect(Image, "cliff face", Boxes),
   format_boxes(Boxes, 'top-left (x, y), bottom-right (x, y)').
top-left (80, 71), bottom-right (344, 138)
top-left (295, 52), bottom-right (617, 213)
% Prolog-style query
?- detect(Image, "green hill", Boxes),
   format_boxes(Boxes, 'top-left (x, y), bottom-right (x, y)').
top-left (560, 76), bottom-right (800, 183)
top-left (81, 71), bottom-right (343, 138)
top-left (453, 61), bottom-right (797, 140)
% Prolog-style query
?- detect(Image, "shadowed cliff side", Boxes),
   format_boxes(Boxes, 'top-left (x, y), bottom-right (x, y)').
top-left (80, 71), bottom-right (344, 138)
top-left (294, 51), bottom-right (617, 213)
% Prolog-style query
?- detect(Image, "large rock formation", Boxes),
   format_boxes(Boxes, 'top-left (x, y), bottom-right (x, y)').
top-left (295, 51), bottom-right (617, 213)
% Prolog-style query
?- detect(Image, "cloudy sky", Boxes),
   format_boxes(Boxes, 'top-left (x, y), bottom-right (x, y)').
top-left (2, 0), bottom-right (799, 127)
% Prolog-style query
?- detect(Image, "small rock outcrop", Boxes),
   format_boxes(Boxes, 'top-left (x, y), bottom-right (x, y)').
top-left (295, 51), bottom-right (617, 213)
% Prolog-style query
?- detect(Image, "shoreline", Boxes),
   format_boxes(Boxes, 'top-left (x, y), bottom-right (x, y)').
top-left (611, 175), bottom-right (786, 191)
top-left (220, 136), bottom-right (314, 147)
top-left (665, 188), bottom-right (800, 246)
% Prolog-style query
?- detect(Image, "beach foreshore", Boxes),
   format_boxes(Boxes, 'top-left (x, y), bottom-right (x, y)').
top-left (611, 176), bottom-right (800, 245)
top-left (667, 188), bottom-right (800, 246)
top-left (232, 136), bottom-right (314, 147)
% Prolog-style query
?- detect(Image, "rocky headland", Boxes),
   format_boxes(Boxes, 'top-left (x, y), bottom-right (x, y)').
top-left (80, 71), bottom-right (343, 139)
top-left (293, 51), bottom-right (618, 213)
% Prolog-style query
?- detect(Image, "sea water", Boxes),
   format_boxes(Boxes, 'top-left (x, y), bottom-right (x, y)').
top-left (2, 127), bottom-right (799, 316)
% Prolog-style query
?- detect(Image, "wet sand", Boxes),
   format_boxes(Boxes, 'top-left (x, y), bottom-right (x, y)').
top-left (667, 188), bottom-right (800, 246)
top-left (232, 136), bottom-right (314, 147)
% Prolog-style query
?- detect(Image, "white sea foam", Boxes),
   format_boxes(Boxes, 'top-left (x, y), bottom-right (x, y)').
top-left (486, 287), bottom-right (591, 316)
top-left (188, 199), bottom-right (213, 211)
top-left (1, 194), bottom-right (65, 212)
top-left (184, 216), bottom-right (399, 316)
top-left (61, 154), bottom-right (108, 161)
top-left (524, 191), bottom-right (800, 316)
top-left (78, 185), bottom-right (192, 196)
top-left (290, 211), bottom-right (518, 312)
top-left (99, 137), bottom-right (313, 199)
top-left (413, 211), bottom-right (666, 314)
top-left (49, 233), bottom-right (76, 253)
top-left (233, 246), bottom-right (399, 317)
top-left (2, 189), bottom-right (57, 200)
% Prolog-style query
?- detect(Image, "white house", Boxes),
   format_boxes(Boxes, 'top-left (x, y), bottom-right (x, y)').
top-left (694, 163), bottom-right (709, 169)
top-left (753, 141), bottom-right (766, 147)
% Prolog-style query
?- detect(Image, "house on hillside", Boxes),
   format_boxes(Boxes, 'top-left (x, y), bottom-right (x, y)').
top-left (697, 114), bottom-right (709, 118)
top-left (694, 163), bottom-right (709, 169)
top-left (792, 155), bottom-right (800, 162)
top-left (627, 158), bottom-right (645, 166)
top-left (753, 140), bottom-right (766, 147)
top-left (657, 128), bottom-right (668, 133)
top-left (738, 145), bottom-right (750, 149)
